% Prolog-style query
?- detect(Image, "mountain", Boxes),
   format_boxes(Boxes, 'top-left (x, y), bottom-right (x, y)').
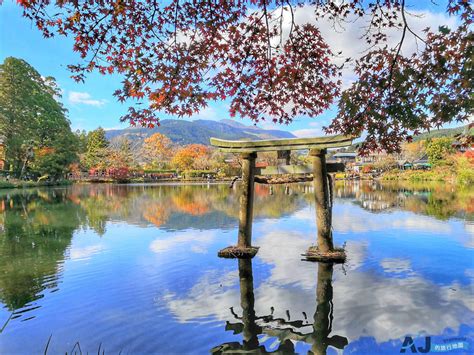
top-left (104, 119), bottom-right (295, 146)
top-left (411, 124), bottom-right (473, 142)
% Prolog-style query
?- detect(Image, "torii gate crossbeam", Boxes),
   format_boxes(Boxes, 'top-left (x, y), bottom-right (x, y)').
top-left (210, 134), bottom-right (356, 262)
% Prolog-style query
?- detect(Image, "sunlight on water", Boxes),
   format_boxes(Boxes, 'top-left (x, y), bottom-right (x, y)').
top-left (0, 182), bottom-right (472, 354)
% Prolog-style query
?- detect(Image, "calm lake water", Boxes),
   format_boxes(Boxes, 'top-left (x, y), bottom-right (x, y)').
top-left (0, 182), bottom-right (472, 354)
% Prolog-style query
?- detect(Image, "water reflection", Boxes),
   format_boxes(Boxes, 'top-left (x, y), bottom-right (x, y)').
top-left (0, 182), bottom-right (472, 353)
top-left (0, 189), bottom-right (84, 312)
top-left (334, 181), bottom-right (473, 220)
top-left (0, 184), bottom-right (305, 322)
top-left (212, 260), bottom-right (348, 354)
top-left (0, 181), bottom-right (472, 317)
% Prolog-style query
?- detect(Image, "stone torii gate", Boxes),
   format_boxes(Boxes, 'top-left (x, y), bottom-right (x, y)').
top-left (210, 134), bottom-right (356, 262)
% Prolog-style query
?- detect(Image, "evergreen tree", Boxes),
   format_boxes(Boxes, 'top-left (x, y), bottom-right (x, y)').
top-left (0, 57), bottom-right (77, 178)
top-left (75, 129), bottom-right (89, 154)
top-left (118, 138), bottom-right (134, 168)
top-left (85, 127), bottom-right (109, 169)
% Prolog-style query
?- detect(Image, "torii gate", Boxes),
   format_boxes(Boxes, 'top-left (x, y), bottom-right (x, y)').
top-left (210, 134), bottom-right (356, 262)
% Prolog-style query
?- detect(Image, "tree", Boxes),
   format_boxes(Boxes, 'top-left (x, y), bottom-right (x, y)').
top-left (425, 137), bottom-right (455, 166)
top-left (75, 129), bottom-right (88, 153)
top-left (0, 57), bottom-right (77, 178)
top-left (16, 1), bottom-right (473, 152)
top-left (84, 127), bottom-right (109, 169)
top-left (401, 141), bottom-right (426, 163)
top-left (31, 134), bottom-right (79, 179)
top-left (373, 155), bottom-right (397, 172)
top-left (142, 133), bottom-right (174, 169)
top-left (171, 144), bottom-right (209, 171)
top-left (258, 152), bottom-right (279, 166)
top-left (107, 137), bottom-right (136, 169)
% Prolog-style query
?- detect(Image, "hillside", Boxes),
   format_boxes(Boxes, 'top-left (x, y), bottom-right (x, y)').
top-left (105, 119), bottom-right (295, 146)
top-left (411, 124), bottom-right (473, 142)
top-left (340, 124), bottom-right (473, 152)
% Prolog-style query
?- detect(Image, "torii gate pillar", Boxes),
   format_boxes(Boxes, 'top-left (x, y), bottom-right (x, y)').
top-left (212, 134), bottom-right (353, 261)
top-left (238, 152), bottom-right (257, 249)
top-left (309, 149), bottom-right (333, 252)
top-left (218, 152), bottom-right (259, 258)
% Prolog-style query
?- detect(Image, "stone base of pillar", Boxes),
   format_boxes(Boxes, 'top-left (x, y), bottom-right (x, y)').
top-left (218, 246), bottom-right (259, 259)
top-left (302, 245), bottom-right (346, 263)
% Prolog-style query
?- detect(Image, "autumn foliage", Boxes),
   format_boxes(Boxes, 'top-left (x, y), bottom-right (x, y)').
top-left (15, 0), bottom-right (473, 152)
top-left (171, 144), bottom-right (210, 171)
top-left (142, 133), bottom-right (174, 169)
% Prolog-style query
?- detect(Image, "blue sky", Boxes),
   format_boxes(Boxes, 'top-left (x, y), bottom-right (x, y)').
top-left (0, 1), bottom-right (456, 135)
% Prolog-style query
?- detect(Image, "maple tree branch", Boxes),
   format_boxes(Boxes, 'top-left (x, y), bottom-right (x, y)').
top-left (386, 0), bottom-right (407, 95)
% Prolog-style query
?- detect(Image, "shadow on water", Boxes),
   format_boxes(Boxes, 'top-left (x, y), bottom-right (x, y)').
top-left (211, 259), bottom-right (348, 354)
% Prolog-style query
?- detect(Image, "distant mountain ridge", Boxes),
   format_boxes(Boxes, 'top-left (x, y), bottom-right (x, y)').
top-left (411, 124), bottom-right (473, 142)
top-left (105, 119), bottom-right (295, 146)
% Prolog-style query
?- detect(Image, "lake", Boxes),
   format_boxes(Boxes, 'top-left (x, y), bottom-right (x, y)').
top-left (0, 182), bottom-right (472, 354)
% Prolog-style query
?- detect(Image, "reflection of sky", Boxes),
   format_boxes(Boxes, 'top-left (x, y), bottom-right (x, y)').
top-left (0, 184), bottom-right (473, 354)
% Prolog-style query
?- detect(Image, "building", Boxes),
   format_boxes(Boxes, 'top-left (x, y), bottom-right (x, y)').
top-left (332, 152), bottom-right (357, 164)
top-left (357, 150), bottom-right (390, 164)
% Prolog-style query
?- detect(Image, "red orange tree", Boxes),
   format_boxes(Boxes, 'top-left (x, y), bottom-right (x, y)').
top-left (16, 0), bottom-right (473, 152)
top-left (171, 144), bottom-right (209, 171)
top-left (142, 133), bottom-right (174, 169)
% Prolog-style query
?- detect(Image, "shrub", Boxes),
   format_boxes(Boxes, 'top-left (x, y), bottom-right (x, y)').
top-left (455, 154), bottom-right (474, 185)
top-left (182, 170), bottom-right (217, 178)
top-left (143, 169), bottom-right (176, 174)
top-left (425, 138), bottom-right (454, 166)
top-left (0, 181), bottom-right (14, 189)
top-left (361, 165), bottom-right (373, 174)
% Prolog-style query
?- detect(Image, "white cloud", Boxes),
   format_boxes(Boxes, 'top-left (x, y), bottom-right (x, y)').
top-left (333, 209), bottom-right (453, 234)
top-left (380, 258), bottom-right (413, 274)
top-left (277, 6), bottom-right (458, 88)
top-left (149, 231), bottom-right (216, 254)
top-left (189, 105), bottom-right (218, 120)
top-left (68, 91), bottom-right (108, 107)
top-left (69, 244), bottom-right (104, 261)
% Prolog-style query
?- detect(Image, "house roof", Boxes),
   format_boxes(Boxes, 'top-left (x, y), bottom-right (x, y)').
top-left (333, 152), bottom-right (357, 158)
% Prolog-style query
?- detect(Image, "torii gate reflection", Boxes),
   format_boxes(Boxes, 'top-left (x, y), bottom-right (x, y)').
top-left (211, 259), bottom-right (348, 354)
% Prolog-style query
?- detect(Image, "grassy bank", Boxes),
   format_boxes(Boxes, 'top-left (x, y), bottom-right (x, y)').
top-left (381, 155), bottom-right (474, 185)
top-left (0, 179), bottom-right (73, 189)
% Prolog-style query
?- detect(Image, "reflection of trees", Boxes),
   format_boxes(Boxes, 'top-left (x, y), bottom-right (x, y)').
top-left (333, 181), bottom-right (474, 221)
top-left (212, 260), bottom-right (347, 354)
top-left (0, 190), bottom-right (85, 313)
top-left (214, 184), bottom-right (306, 221)
top-left (143, 202), bottom-right (171, 227)
top-left (66, 184), bottom-right (306, 231)
top-left (0, 182), bottom-right (304, 316)
top-left (171, 187), bottom-right (211, 215)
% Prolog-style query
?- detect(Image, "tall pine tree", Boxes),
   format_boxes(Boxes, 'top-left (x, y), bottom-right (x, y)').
top-left (85, 127), bottom-right (109, 169)
top-left (0, 57), bottom-right (78, 178)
